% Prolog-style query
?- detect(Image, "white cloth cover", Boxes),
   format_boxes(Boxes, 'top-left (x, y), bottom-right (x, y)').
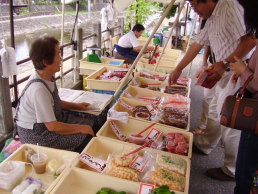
top-left (0, 45), bottom-right (17, 78)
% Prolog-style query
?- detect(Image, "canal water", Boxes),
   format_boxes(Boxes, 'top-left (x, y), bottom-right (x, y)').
top-left (6, 24), bottom-right (93, 62)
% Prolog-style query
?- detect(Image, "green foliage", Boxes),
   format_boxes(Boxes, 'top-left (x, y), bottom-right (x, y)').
top-left (161, 4), bottom-right (178, 19)
top-left (125, 0), bottom-right (159, 32)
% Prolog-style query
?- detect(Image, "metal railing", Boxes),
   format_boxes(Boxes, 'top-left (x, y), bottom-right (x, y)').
top-left (9, 25), bottom-right (123, 103)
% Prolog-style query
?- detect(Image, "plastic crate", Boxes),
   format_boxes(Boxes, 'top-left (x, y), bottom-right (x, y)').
top-left (71, 137), bottom-right (191, 194)
top-left (86, 66), bottom-right (132, 91)
top-left (79, 57), bottom-right (125, 75)
top-left (97, 117), bottom-right (193, 158)
top-left (50, 168), bottom-right (140, 194)
top-left (111, 97), bottom-right (190, 131)
top-left (0, 144), bottom-right (78, 194)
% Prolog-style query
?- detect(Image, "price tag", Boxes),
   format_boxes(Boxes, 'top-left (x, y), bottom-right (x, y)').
top-left (138, 183), bottom-right (155, 194)
top-left (129, 155), bottom-right (148, 172)
top-left (118, 99), bottom-right (135, 112)
top-left (145, 128), bottom-right (162, 142)
top-left (79, 153), bottom-right (107, 172)
top-left (109, 121), bottom-right (127, 141)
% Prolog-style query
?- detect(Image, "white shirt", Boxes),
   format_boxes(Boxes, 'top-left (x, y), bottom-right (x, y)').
top-left (117, 31), bottom-right (139, 48)
top-left (196, 0), bottom-right (245, 62)
top-left (16, 71), bottom-right (56, 129)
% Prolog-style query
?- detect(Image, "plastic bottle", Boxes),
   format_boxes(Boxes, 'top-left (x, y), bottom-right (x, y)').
top-left (12, 177), bottom-right (33, 194)
top-left (21, 180), bottom-right (42, 194)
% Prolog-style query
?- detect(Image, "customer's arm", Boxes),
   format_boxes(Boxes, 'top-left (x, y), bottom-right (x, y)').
top-left (169, 42), bottom-right (203, 84)
top-left (44, 121), bottom-right (94, 136)
top-left (208, 35), bottom-right (256, 80)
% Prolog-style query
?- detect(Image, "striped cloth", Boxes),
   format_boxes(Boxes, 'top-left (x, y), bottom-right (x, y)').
top-left (196, 0), bottom-right (245, 62)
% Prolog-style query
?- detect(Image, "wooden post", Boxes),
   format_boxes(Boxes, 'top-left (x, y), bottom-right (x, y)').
top-left (74, 27), bottom-right (83, 82)
top-left (118, 18), bottom-right (124, 36)
top-left (0, 56), bottom-right (14, 135)
top-left (93, 22), bottom-right (101, 56)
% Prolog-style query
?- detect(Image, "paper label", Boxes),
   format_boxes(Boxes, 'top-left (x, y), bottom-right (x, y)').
top-left (138, 183), bottom-right (155, 194)
top-left (132, 78), bottom-right (139, 86)
top-left (146, 104), bottom-right (161, 115)
top-left (109, 121), bottom-right (127, 141)
top-left (144, 128), bottom-right (162, 141)
top-left (124, 90), bottom-right (133, 98)
top-left (129, 155), bottom-right (149, 172)
top-left (79, 153), bottom-right (107, 172)
top-left (118, 99), bottom-right (135, 112)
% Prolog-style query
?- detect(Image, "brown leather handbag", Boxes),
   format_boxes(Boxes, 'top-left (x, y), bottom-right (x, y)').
top-left (220, 75), bottom-right (258, 134)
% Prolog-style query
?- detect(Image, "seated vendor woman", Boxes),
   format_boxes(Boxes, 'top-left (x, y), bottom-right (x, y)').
top-left (114, 24), bottom-right (154, 64)
top-left (14, 36), bottom-right (95, 152)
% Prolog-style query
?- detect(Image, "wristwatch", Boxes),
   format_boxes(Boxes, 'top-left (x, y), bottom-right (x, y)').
top-left (222, 60), bottom-right (231, 71)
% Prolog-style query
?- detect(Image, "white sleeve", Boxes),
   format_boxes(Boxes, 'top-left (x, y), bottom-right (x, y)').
top-left (130, 34), bottom-right (140, 48)
top-left (195, 26), bottom-right (210, 46)
top-left (226, 1), bottom-right (246, 41)
top-left (31, 85), bottom-right (56, 123)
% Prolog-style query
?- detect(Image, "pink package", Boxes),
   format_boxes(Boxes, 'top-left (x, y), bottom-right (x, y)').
top-left (4, 140), bottom-right (23, 153)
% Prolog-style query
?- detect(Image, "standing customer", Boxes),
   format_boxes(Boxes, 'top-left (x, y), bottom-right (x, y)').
top-left (230, 0), bottom-right (258, 192)
top-left (15, 36), bottom-right (95, 152)
top-left (169, 0), bottom-right (256, 180)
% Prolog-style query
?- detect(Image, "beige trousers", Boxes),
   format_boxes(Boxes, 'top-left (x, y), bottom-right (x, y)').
top-left (194, 75), bottom-right (241, 177)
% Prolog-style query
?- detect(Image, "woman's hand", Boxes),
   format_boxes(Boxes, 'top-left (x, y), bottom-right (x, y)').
top-left (230, 56), bottom-right (247, 76)
top-left (74, 102), bottom-right (90, 111)
top-left (80, 125), bottom-right (95, 136)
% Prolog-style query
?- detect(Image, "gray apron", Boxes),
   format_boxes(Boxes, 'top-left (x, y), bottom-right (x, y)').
top-left (15, 79), bottom-right (93, 151)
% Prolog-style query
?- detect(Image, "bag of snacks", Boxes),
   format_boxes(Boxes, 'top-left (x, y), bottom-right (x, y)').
top-left (141, 150), bottom-right (187, 192)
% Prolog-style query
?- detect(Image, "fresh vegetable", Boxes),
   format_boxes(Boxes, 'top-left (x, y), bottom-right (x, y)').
top-left (96, 187), bottom-right (126, 194)
top-left (152, 185), bottom-right (175, 194)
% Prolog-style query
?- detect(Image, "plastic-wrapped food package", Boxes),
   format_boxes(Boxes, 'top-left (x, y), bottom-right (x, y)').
top-left (97, 70), bottom-right (128, 81)
top-left (133, 106), bottom-right (151, 121)
top-left (164, 85), bottom-right (188, 96)
top-left (159, 94), bottom-right (190, 111)
top-left (176, 77), bottom-right (191, 87)
top-left (141, 150), bottom-right (187, 192)
top-left (139, 71), bottom-right (167, 81)
top-left (105, 150), bottom-right (140, 182)
top-left (158, 133), bottom-right (189, 156)
top-left (159, 108), bottom-right (188, 129)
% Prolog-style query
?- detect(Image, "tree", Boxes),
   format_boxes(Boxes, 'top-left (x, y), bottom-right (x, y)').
top-left (125, 0), bottom-right (159, 32)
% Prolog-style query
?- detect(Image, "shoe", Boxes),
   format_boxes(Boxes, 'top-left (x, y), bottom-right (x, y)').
top-left (192, 128), bottom-right (205, 135)
top-left (205, 168), bottom-right (235, 181)
top-left (192, 144), bottom-right (208, 155)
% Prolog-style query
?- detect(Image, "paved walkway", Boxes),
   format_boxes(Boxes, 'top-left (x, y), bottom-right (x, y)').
top-left (183, 54), bottom-right (235, 194)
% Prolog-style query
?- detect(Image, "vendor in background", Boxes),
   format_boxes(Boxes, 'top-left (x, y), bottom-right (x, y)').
top-left (14, 36), bottom-right (95, 152)
top-left (114, 24), bottom-right (154, 64)
top-left (230, 0), bottom-right (258, 193)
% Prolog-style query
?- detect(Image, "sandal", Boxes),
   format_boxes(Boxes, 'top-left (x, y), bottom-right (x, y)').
top-left (192, 128), bottom-right (205, 135)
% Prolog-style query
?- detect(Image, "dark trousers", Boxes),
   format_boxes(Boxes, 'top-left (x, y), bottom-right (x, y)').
top-left (234, 131), bottom-right (258, 194)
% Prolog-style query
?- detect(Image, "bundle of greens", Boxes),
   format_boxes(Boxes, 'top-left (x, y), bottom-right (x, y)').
top-left (152, 185), bottom-right (175, 194)
top-left (96, 188), bottom-right (126, 194)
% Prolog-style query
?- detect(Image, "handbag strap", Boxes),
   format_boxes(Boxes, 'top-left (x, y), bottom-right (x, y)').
top-left (239, 74), bottom-right (254, 96)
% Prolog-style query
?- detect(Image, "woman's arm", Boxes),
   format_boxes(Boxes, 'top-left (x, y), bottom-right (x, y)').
top-left (44, 121), bottom-right (94, 136)
top-left (61, 100), bottom-right (89, 111)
